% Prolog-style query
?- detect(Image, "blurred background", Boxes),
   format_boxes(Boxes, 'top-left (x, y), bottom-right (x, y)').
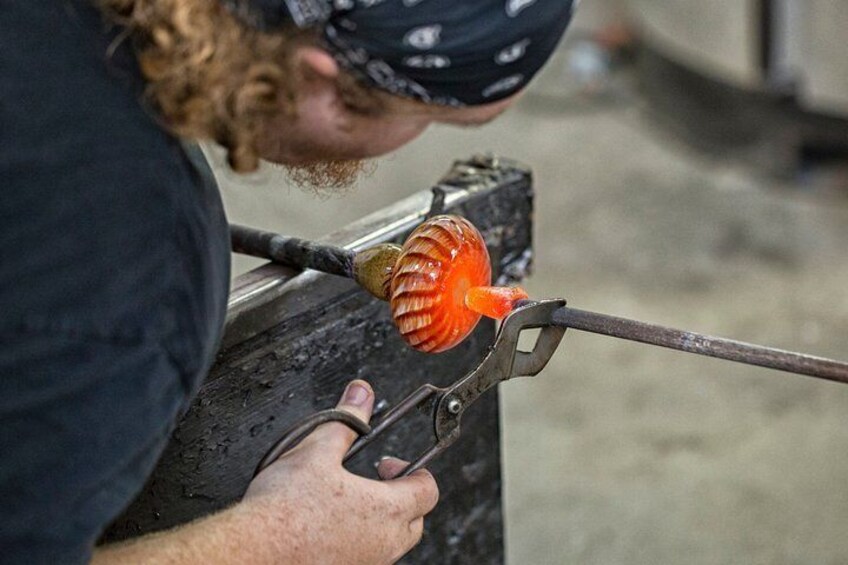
top-left (210, 1), bottom-right (848, 563)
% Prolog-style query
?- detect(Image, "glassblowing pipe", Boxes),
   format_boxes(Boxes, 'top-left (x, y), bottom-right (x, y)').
top-left (230, 223), bottom-right (357, 279)
top-left (231, 221), bottom-right (848, 383)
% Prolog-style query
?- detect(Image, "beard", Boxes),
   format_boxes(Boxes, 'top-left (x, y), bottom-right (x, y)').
top-left (282, 159), bottom-right (376, 198)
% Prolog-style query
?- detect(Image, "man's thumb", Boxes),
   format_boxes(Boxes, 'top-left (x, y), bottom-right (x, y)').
top-left (303, 380), bottom-right (374, 461)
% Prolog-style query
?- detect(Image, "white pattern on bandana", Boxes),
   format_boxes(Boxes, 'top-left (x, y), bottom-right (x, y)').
top-left (495, 38), bottom-right (531, 65)
top-left (403, 24), bottom-right (442, 50)
top-left (315, 0), bottom-right (575, 105)
top-left (404, 54), bottom-right (451, 69)
top-left (482, 73), bottom-right (524, 98)
top-left (326, 23), bottom-right (464, 106)
top-left (506, 0), bottom-right (537, 17)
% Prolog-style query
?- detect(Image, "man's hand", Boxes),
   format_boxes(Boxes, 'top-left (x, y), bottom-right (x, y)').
top-left (94, 380), bottom-right (439, 565)
top-left (242, 379), bottom-right (439, 563)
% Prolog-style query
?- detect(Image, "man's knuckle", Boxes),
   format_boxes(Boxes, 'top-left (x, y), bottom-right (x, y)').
top-left (426, 483), bottom-right (439, 509)
top-left (415, 475), bottom-right (439, 509)
top-left (410, 519), bottom-right (424, 539)
top-left (413, 487), bottom-right (429, 509)
top-left (406, 519), bottom-right (425, 551)
top-left (386, 499), bottom-right (405, 520)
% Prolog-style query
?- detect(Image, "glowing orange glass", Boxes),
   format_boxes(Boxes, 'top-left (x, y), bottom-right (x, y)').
top-left (388, 215), bottom-right (528, 353)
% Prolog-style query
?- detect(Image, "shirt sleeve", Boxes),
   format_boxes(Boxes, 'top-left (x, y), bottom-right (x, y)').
top-left (0, 328), bottom-right (188, 564)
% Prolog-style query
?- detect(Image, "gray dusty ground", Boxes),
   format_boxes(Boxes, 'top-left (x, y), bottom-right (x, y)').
top-left (212, 50), bottom-right (848, 565)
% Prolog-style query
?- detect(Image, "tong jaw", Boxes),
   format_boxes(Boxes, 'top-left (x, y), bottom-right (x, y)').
top-left (432, 299), bottom-right (567, 445)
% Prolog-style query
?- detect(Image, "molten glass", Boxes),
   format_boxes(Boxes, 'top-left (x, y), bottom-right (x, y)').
top-left (465, 286), bottom-right (529, 320)
top-left (390, 215), bottom-right (491, 353)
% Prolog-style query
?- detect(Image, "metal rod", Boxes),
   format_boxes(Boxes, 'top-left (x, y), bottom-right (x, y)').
top-left (230, 224), bottom-right (356, 279)
top-left (552, 307), bottom-right (848, 385)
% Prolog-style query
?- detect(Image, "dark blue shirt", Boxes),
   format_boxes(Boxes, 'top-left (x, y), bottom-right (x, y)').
top-left (0, 2), bottom-right (231, 562)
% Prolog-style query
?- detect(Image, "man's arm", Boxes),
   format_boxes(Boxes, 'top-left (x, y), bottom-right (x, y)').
top-left (93, 380), bottom-right (439, 564)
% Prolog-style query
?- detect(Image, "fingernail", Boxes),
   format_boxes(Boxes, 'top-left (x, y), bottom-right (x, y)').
top-left (374, 456), bottom-right (394, 469)
top-left (344, 382), bottom-right (370, 406)
top-left (374, 455), bottom-right (395, 469)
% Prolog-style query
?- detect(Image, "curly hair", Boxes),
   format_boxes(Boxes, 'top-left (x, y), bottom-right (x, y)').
top-left (97, 0), bottom-right (388, 172)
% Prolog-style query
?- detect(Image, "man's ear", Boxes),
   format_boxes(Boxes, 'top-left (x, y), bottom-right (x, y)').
top-left (289, 45), bottom-right (354, 132)
top-left (294, 46), bottom-right (339, 82)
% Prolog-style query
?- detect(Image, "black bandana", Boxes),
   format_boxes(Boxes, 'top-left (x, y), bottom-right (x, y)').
top-left (224, 0), bottom-right (576, 106)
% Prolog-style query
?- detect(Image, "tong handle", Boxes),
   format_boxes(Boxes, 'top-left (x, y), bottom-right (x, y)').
top-left (253, 409), bottom-right (371, 477)
top-left (345, 384), bottom-right (447, 477)
top-left (254, 385), bottom-right (445, 479)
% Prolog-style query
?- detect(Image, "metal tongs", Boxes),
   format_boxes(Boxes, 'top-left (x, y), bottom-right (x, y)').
top-left (254, 299), bottom-right (566, 478)
top-left (255, 296), bottom-right (848, 478)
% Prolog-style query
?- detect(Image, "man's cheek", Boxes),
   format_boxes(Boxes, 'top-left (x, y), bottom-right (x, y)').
top-left (360, 121), bottom-right (429, 156)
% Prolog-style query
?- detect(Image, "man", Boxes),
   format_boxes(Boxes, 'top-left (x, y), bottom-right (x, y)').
top-left (0, 0), bottom-right (574, 562)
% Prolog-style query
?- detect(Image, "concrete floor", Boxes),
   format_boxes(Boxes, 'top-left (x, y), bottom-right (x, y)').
top-left (212, 46), bottom-right (848, 565)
